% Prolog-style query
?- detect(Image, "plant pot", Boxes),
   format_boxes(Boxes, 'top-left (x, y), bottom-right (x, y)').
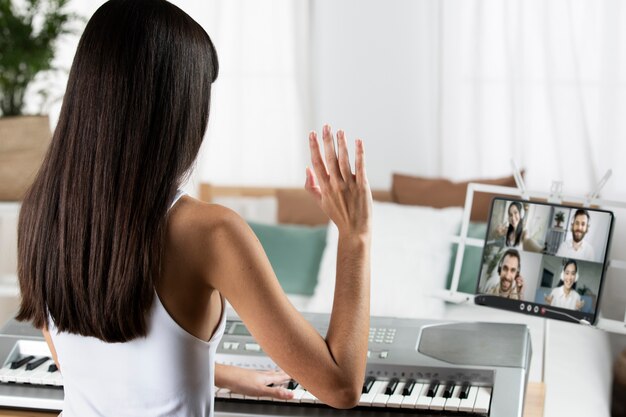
top-left (0, 116), bottom-right (51, 201)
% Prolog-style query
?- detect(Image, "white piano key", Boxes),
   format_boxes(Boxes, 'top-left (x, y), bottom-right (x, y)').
top-left (50, 372), bottom-right (63, 387)
top-left (244, 395), bottom-right (259, 400)
top-left (386, 381), bottom-right (406, 408)
top-left (230, 392), bottom-right (245, 400)
top-left (0, 365), bottom-right (13, 383)
top-left (443, 385), bottom-right (462, 412)
top-left (2, 364), bottom-right (28, 383)
top-left (400, 383), bottom-right (425, 408)
top-left (216, 388), bottom-right (231, 399)
top-left (415, 384), bottom-right (435, 410)
top-left (286, 387), bottom-right (306, 403)
top-left (358, 380), bottom-right (385, 406)
top-left (473, 386), bottom-right (492, 414)
top-left (300, 390), bottom-right (318, 404)
top-left (372, 380), bottom-right (394, 407)
top-left (458, 386), bottom-right (479, 412)
top-left (428, 386), bottom-right (447, 411)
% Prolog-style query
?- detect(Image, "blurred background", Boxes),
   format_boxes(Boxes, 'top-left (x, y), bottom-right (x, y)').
top-left (8, 0), bottom-right (626, 197)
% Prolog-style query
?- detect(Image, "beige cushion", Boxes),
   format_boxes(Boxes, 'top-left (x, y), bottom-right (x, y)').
top-left (391, 173), bottom-right (520, 222)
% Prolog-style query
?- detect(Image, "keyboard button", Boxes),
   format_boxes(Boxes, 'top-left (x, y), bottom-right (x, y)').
top-left (473, 386), bottom-right (492, 414)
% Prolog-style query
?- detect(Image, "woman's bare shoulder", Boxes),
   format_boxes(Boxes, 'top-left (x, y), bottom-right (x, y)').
top-left (168, 195), bottom-right (248, 242)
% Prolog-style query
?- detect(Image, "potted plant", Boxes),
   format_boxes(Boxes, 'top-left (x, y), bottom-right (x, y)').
top-left (554, 211), bottom-right (565, 228)
top-left (0, 0), bottom-right (80, 200)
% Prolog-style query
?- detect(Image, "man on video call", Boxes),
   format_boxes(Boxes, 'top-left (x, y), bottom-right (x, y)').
top-left (487, 249), bottom-right (525, 300)
top-left (556, 209), bottom-right (596, 262)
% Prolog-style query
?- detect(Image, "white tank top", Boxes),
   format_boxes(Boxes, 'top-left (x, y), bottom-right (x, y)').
top-left (49, 191), bottom-right (226, 417)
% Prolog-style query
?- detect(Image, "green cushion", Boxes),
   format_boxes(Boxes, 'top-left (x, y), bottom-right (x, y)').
top-left (445, 222), bottom-right (488, 294)
top-left (248, 221), bottom-right (327, 296)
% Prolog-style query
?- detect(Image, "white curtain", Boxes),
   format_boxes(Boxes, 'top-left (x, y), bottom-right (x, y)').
top-left (437, 0), bottom-right (626, 201)
top-left (187, 0), bottom-right (312, 192)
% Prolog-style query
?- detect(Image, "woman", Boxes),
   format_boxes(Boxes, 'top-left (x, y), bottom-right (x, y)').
top-left (16, 1), bottom-right (372, 416)
top-left (544, 260), bottom-right (585, 311)
top-left (494, 202), bottom-right (528, 248)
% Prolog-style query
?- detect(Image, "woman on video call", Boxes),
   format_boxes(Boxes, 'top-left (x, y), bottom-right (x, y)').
top-left (497, 202), bottom-right (527, 248)
top-left (544, 260), bottom-right (585, 311)
top-left (16, 1), bottom-right (372, 416)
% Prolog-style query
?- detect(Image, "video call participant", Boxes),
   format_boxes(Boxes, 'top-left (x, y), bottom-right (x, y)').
top-left (487, 249), bottom-right (525, 300)
top-left (494, 202), bottom-right (527, 248)
top-left (556, 209), bottom-right (596, 262)
top-left (544, 259), bottom-right (585, 311)
top-left (493, 202), bottom-right (541, 252)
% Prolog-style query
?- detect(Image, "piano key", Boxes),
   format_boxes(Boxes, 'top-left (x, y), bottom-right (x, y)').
top-left (384, 378), bottom-right (399, 395)
top-left (286, 386), bottom-right (306, 403)
top-left (459, 381), bottom-right (471, 399)
top-left (300, 390), bottom-right (318, 404)
top-left (358, 380), bottom-right (385, 406)
top-left (362, 376), bottom-right (375, 393)
top-left (386, 381), bottom-right (406, 408)
top-left (402, 378), bottom-right (416, 395)
top-left (372, 379), bottom-right (396, 407)
top-left (473, 386), bottom-right (492, 414)
top-left (458, 386), bottom-right (479, 412)
top-left (400, 383), bottom-right (425, 408)
top-left (415, 384), bottom-right (435, 410)
top-left (230, 392), bottom-right (245, 399)
top-left (428, 384), bottom-right (447, 411)
top-left (216, 388), bottom-right (231, 399)
top-left (48, 364), bottom-right (58, 373)
top-left (426, 381), bottom-right (439, 397)
top-left (0, 365), bottom-right (14, 383)
top-left (10, 355), bottom-right (34, 369)
top-left (443, 384), bottom-right (462, 412)
top-left (287, 380), bottom-right (299, 390)
top-left (26, 357), bottom-right (49, 371)
top-left (2, 362), bottom-right (29, 383)
top-left (443, 382), bottom-right (455, 398)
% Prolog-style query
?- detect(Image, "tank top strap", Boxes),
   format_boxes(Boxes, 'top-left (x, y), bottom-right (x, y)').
top-left (170, 189), bottom-right (186, 209)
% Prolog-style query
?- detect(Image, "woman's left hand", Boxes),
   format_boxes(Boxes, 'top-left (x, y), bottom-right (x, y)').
top-left (215, 364), bottom-right (294, 400)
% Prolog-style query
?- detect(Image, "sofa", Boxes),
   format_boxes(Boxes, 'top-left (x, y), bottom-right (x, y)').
top-left (200, 173), bottom-right (622, 417)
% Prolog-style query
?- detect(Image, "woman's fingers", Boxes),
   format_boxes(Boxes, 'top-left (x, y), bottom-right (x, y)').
top-left (322, 125), bottom-right (342, 181)
top-left (336, 130), bottom-right (353, 183)
top-left (304, 166), bottom-right (322, 203)
top-left (355, 139), bottom-right (367, 187)
top-left (308, 131), bottom-right (329, 188)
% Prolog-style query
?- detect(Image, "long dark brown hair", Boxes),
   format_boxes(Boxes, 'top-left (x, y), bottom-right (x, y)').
top-left (16, 0), bottom-right (218, 342)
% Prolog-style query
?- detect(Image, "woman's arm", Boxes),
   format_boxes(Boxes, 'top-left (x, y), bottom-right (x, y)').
top-left (203, 127), bottom-right (371, 409)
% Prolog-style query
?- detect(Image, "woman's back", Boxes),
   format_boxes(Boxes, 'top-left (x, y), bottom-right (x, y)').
top-left (50, 293), bottom-right (225, 417)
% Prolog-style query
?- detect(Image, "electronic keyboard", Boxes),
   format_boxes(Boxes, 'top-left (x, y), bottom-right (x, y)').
top-left (0, 313), bottom-right (532, 416)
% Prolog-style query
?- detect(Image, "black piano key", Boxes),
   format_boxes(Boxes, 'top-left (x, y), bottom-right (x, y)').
top-left (48, 364), bottom-right (58, 373)
top-left (426, 381), bottom-right (440, 397)
top-left (287, 380), bottom-right (299, 390)
top-left (443, 383), bottom-right (455, 398)
top-left (402, 378), bottom-right (416, 396)
top-left (362, 376), bottom-right (376, 394)
top-left (384, 378), bottom-right (399, 395)
top-left (26, 357), bottom-right (49, 371)
top-left (459, 382), bottom-right (471, 399)
top-left (10, 355), bottom-right (35, 369)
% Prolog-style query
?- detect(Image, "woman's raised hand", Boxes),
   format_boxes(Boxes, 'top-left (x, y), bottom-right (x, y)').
top-left (305, 125), bottom-right (372, 238)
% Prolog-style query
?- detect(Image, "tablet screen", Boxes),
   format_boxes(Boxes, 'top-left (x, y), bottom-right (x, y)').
top-left (474, 198), bottom-right (614, 325)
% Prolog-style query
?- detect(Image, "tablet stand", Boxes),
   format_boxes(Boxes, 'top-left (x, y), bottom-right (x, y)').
top-left (437, 165), bottom-right (626, 335)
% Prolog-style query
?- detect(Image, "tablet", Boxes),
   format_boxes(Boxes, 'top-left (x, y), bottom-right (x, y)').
top-left (474, 198), bottom-right (614, 325)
